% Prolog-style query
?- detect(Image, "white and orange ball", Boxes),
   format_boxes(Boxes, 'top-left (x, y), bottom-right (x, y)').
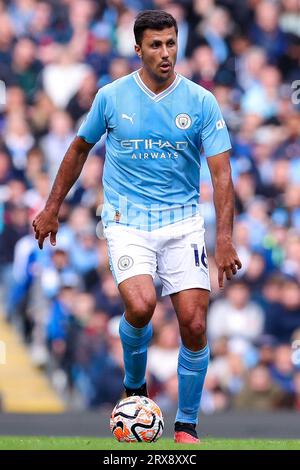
top-left (110, 396), bottom-right (164, 443)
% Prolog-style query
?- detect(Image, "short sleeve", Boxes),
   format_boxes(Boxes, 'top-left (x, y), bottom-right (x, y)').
top-left (77, 89), bottom-right (107, 144)
top-left (201, 92), bottom-right (232, 157)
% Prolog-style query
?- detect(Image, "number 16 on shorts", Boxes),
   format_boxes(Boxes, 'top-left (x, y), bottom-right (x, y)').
top-left (191, 244), bottom-right (208, 269)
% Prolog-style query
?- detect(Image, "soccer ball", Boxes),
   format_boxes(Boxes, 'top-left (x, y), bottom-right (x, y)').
top-left (110, 395), bottom-right (164, 443)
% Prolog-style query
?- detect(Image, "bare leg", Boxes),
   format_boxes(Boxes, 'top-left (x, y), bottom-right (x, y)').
top-left (171, 288), bottom-right (209, 350)
top-left (118, 274), bottom-right (157, 327)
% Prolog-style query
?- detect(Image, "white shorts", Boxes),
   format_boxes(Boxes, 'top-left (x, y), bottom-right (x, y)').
top-left (104, 215), bottom-right (211, 296)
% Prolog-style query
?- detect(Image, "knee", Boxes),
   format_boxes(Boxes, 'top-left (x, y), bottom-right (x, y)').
top-left (180, 305), bottom-right (208, 340)
top-left (185, 318), bottom-right (207, 339)
top-left (126, 294), bottom-right (156, 326)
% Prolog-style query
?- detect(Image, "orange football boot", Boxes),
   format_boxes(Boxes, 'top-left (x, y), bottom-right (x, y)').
top-left (174, 422), bottom-right (200, 444)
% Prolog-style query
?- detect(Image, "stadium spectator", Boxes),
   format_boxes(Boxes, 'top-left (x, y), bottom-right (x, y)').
top-left (92, 271), bottom-right (124, 318)
top-left (250, 0), bottom-right (289, 64)
top-left (270, 344), bottom-right (295, 394)
top-left (264, 278), bottom-right (300, 344)
top-left (41, 45), bottom-right (92, 108)
top-left (234, 364), bottom-right (285, 411)
top-left (208, 280), bottom-right (264, 349)
top-left (11, 37), bottom-right (42, 101)
top-left (148, 321), bottom-right (180, 383)
top-left (40, 110), bottom-right (75, 182)
top-left (66, 71), bottom-right (98, 123)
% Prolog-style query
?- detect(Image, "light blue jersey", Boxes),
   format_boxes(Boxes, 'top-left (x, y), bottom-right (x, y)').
top-left (77, 71), bottom-right (231, 230)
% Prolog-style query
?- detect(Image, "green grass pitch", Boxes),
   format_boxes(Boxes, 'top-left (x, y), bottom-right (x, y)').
top-left (0, 437), bottom-right (300, 450)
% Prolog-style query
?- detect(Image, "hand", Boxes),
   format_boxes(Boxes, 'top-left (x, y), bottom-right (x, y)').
top-left (32, 209), bottom-right (59, 250)
top-left (215, 239), bottom-right (242, 288)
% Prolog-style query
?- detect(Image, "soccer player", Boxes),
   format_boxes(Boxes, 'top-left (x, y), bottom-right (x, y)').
top-left (32, 10), bottom-right (242, 443)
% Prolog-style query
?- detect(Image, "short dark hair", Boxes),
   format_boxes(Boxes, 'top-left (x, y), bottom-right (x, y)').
top-left (134, 10), bottom-right (178, 46)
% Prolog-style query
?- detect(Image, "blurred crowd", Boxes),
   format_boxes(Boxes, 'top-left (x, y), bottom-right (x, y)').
top-left (0, 0), bottom-right (300, 413)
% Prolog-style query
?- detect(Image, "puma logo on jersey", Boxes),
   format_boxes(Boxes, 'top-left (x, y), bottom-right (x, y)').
top-left (122, 113), bottom-right (135, 124)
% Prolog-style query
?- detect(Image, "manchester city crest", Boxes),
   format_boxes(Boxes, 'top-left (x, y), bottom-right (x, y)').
top-left (175, 113), bottom-right (192, 129)
top-left (118, 255), bottom-right (134, 271)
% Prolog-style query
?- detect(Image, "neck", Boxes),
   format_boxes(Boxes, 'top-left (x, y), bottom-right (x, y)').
top-left (138, 68), bottom-right (176, 94)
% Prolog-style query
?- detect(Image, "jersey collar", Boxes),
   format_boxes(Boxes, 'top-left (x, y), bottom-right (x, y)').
top-left (133, 70), bottom-right (181, 102)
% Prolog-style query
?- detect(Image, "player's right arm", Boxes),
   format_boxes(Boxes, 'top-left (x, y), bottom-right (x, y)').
top-left (32, 137), bottom-right (94, 249)
top-left (32, 88), bottom-right (108, 249)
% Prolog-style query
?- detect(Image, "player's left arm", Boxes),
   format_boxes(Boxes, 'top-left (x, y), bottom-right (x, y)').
top-left (207, 151), bottom-right (242, 288)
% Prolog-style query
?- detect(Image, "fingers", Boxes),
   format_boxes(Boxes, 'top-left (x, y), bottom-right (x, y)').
top-left (218, 267), bottom-right (224, 288)
top-left (216, 245), bottom-right (243, 288)
top-left (38, 234), bottom-right (45, 250)
top-left (32, 220), bottom-right (44, 249)
top-left (218, 258), bottom-right (243, 288)
top-left (50, 231), bottom-right (57, 246)
top-left (32, 214), bottom-right (57, 249)
top-left (38, 232), bottom-right (50, 250)
top-left (235, 257), bottom-right (242, 270)
top-left (225, 267), bottom-right (233, 280)
top-left (218, 265), bottom-right (234, 287)
top-left (32, 217), bottom-right (39, 230)
top-left (33, 222), bottom-right (48, 250)
top-left (231, 263), bottom-right (237, 275)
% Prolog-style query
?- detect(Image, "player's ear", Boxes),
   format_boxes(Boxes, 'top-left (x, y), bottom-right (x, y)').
top-left (135, 44), bottom-right (142, 59)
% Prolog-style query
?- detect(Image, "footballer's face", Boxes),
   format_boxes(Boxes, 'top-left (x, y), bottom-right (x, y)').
top-left (135, 27), bottom-right (177, 83)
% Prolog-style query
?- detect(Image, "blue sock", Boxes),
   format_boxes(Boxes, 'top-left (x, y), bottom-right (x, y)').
top-left (119, 314), bottom-right (153, 389)
top-left (176, 343), bottom-right (210, 425)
